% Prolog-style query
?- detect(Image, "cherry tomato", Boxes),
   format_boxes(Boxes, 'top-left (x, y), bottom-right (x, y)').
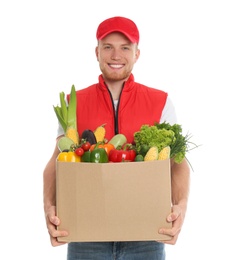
top-left (75, 147), bottom-right (84, 156)
top-left (81, 141), bottom-right (91, 151)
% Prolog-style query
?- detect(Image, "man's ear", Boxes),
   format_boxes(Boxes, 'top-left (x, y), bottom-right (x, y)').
top-left (95, 46), bottom-right (99, 61)
top-left (135, 48), bottom-right (140, 63)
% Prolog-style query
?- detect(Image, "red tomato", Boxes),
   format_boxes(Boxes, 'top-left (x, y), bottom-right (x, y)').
top-left (81, 141), bottom-right (91, 151)
top-left (75, 147), bottom-right (84, 156)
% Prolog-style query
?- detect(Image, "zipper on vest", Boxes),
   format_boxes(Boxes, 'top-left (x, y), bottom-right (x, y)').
top-left (106, 88), bottom-right (118, 135)
top-left (106, 83), bottom-right (125, 135)
top-left (115, 85), bottom-right (124, 134)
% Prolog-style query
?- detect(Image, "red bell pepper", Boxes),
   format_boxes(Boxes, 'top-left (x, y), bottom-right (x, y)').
top-left (109, 144), bottom-right (136, 162)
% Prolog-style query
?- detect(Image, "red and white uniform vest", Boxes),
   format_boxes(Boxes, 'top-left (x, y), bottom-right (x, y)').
top-left (68, 74), bottom-right (167, 144)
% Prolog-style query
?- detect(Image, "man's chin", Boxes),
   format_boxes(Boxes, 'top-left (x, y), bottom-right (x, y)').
top-left (103, 73), bottom-right (130, 82)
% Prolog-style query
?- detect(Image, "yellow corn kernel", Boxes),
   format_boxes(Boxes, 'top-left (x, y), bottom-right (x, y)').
top-left (158, 146), bottom-right (171, 160)
top-left (66, 127), bottom-right (79, 144)
top-left (144, 146), bottom-right (159, 161)
top-left (94, 124), bottom-right (106, 142)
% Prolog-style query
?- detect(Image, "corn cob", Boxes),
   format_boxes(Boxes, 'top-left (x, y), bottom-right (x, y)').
top-left (144, 146), bottom-right (159, 161)
top-left (66, 127), bottom-right (79, 144)
top-left (94, 124), bottom-right (106, 142)
top-left (54, 85), bottom-right (79, 145)
top-left (158, 146), bottom-right (171, 160)
top-left (66, 85), bottom-right (79, 144)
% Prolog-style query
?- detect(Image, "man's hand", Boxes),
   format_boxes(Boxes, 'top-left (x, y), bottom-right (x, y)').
top-left (45, 205), bottom-right (69, 246)
top-left (158, 204), bottom-right (186, 245)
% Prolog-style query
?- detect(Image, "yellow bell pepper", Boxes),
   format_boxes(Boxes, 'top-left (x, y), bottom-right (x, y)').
top-left (57, 151), bottom-right (81, 162)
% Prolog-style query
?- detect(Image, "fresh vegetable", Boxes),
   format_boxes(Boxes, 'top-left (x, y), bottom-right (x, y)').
top-left (94, 124), bottom-right (106, 142)
top-left (144, 146), bottom-right (159, 161)
top-left (134, 154), bottom-right (144, 162)
top-left (81, 151), bottom-right (91, 162)
top-left (57, 136), bottom-right (74, 152)
top-left (66, 85), bottom-right (79, 144)
top-left (139, 144), bottom-right (150, 157)
top-left (81, 129), bottom-right (97, 145)
top-left (90, 142), bottom-right (115, 155)
top-left (74, 147), bottom-right (84, 156)
top-left (57, 151), bottom-right (81, 162)
top-left (109, 145), bottom-right (136, 162)
top-left (54, 85), bottom-right (79, 144)
top-left (108, 134), bottom-right (127, 149)
top-left (158, 146), bottom-right (170, 160)
top-left (69, 139), bottom-right (91, 157)
top-left (81, 141), bottom-right (91, 151)
top-left (134, 122), bottom-right (196, 163)
top-left (66, 127), bottom-right (79, 145)
top-left (90, 146), bottom-right (109, 163)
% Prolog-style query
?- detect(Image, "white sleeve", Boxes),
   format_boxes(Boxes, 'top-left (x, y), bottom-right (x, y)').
top-left (160, 96), bottom-right (178, 125)
top-left (57, 122), bottom-right (65, 137)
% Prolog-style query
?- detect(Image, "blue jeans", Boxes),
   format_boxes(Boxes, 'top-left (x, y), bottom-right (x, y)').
top-left (67, 241), bottom-right (165, 260)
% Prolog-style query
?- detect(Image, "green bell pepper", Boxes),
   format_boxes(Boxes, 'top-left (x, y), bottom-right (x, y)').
top-left (90, 147), bottom-right (109, 163)
top-left (81, 151), bottom-right (91, 162)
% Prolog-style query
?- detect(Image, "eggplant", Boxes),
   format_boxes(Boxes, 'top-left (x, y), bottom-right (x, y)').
top-left (81, 129), bottom-right (97, 145)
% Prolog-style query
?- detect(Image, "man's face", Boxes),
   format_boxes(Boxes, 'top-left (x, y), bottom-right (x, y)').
top-left (95, 32), bottom-right (140, 82)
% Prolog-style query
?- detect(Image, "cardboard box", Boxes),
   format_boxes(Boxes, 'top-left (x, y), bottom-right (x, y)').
top-left (56, 160), bottom-right (172, 242)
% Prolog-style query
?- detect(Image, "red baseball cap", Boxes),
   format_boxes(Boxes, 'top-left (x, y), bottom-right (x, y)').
top-left (96, 16), bottom-right (139, 43)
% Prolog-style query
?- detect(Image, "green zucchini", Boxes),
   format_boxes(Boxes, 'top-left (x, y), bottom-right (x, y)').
top-left (57, 136), bottom-right (74, 152)
top-left (108, 134), bottom-right (127, 148)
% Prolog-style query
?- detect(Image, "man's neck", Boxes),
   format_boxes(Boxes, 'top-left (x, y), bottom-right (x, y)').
top-left (104, 78), bottom-right (128, 100)
top-left (108, 82), bottom-right (123, 100)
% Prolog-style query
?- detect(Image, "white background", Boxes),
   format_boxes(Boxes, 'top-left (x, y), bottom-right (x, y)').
top-left (0, 0), bottom-right (231, 259)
